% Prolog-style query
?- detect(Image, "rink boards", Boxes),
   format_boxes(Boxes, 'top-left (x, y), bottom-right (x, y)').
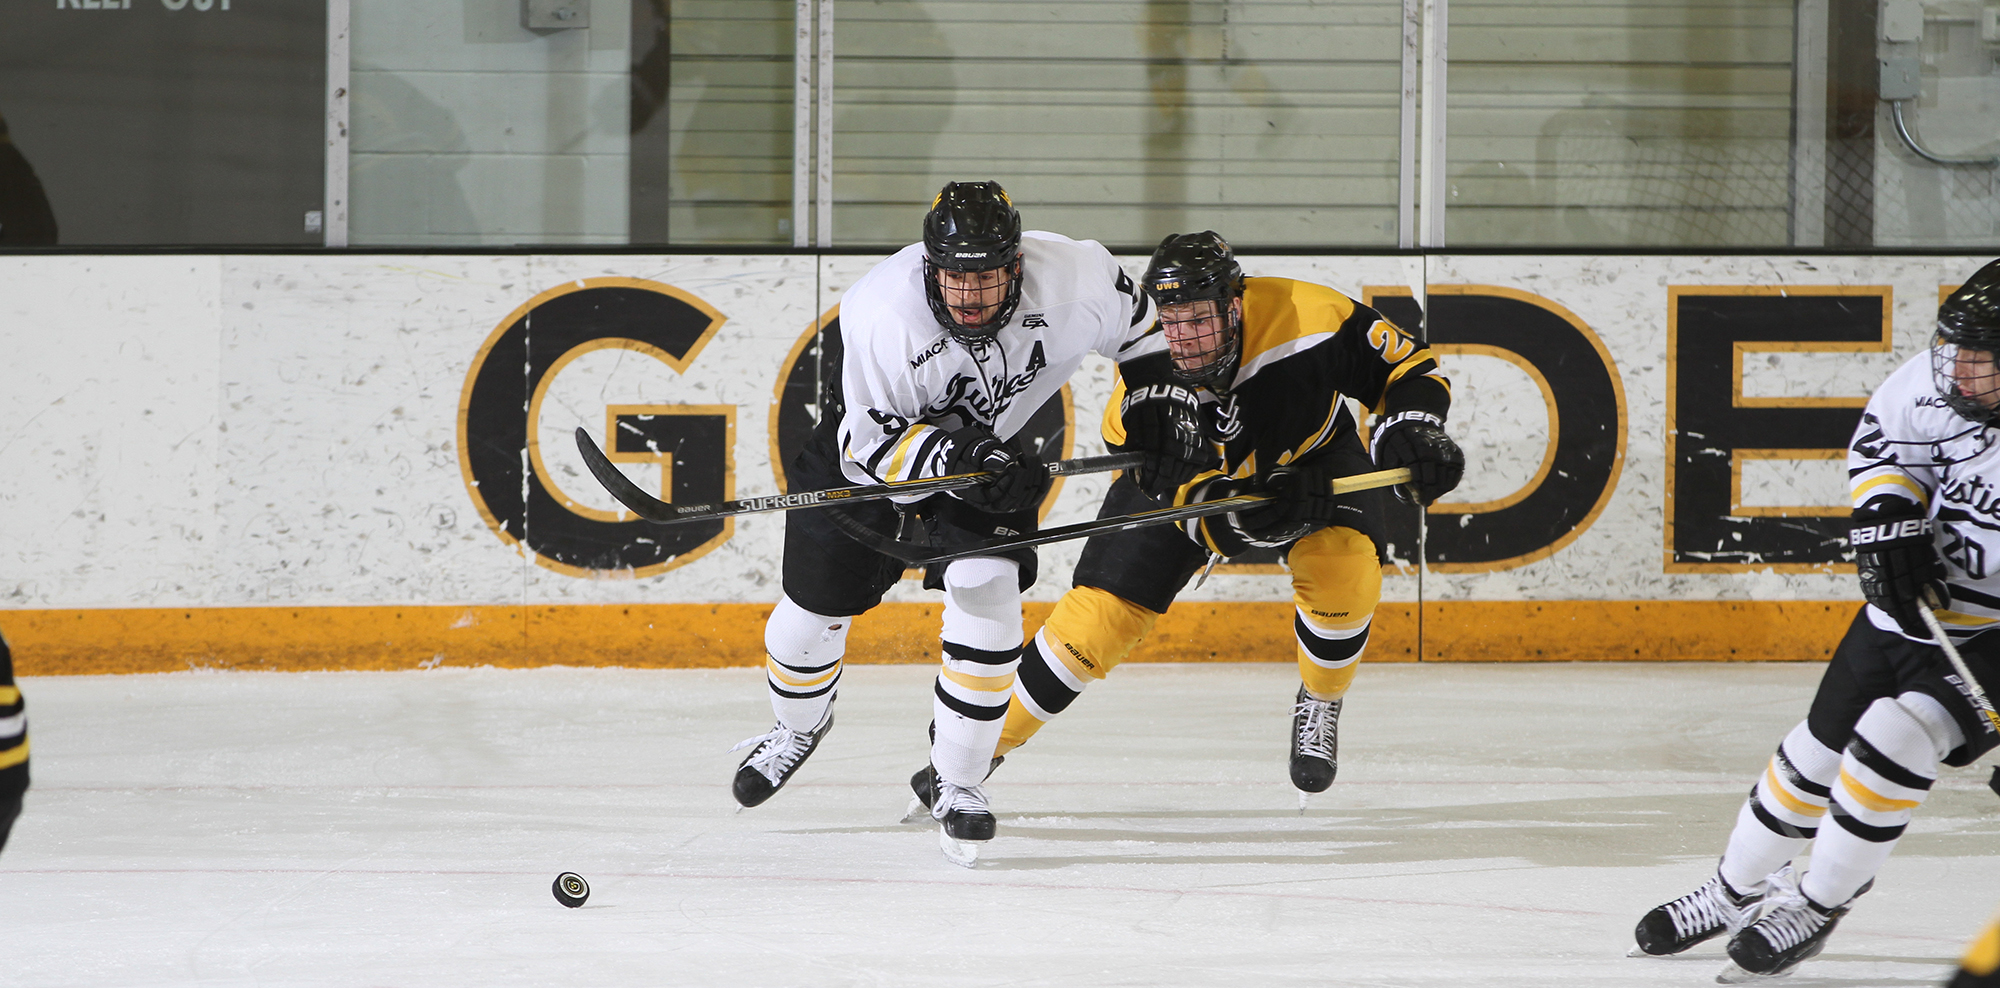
top-left (0, 252), bottom-right (1980, 672)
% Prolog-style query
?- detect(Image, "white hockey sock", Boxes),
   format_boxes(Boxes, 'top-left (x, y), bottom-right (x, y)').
top-left (1801, 692), bottom-right (1959, 906)
top-left (931, 557), bottom-right (1022, 787)
top-left (1719, 720), bottom-right (1840, 894)
top-left (763, 595), bottom-right (850, 733)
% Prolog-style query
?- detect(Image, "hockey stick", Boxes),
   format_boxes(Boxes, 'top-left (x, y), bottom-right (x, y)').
top-left (1916, 602), bottom-right (2000, 736)
top-left (573, 426), bottom-right (1143, 526)
top-left (825, 467), bottom-right (1413, 565)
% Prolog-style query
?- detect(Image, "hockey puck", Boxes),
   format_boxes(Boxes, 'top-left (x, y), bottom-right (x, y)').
top-left (552, 872), bottom-right (590, 908)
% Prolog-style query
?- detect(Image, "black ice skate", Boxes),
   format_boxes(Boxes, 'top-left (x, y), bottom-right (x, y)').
top-left (1631, 871), bottom-right (1761, 956)
top-left (1289, 686), bottom-right (1341, 793)
top-left (1718, 869), bottom-right (1856, 982)
top-left (729, 709), bottom-right (832, 808)
top-left (901, 757), bottom-right (1004, 822)
top-left (925, 771), bottom-right (996, 867)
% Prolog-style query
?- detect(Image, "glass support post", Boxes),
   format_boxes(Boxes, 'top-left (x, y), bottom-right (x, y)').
top-left (1419, 0), bottom-right (1447, 248)
top-left (324, 0), bottom-right (349, 248)
top-left (1399, 0), bottom-right (1420, 249)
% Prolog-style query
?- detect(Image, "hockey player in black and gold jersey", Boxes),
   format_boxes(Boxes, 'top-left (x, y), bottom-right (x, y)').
top-left (1952, 908), bottom-right (2000, 988)
top-left (0, 628), bottom-right (27, 853)
top-left (911, 231), bottom-right (1461, 802)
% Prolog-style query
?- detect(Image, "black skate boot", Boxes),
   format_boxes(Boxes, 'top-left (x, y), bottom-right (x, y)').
top-left (929, 773), bottom-right (996, 866)
top-left (1632, 871), bottom-right (1761, 956)
top-left (1720, 870), bottom-right (1857, 982)
top-left (1289, 686), bottom-right (1341, 792)
top-left (729, 708), bottom-right (832, 808)
top-left (906, 757), bottom-right (1005, 816)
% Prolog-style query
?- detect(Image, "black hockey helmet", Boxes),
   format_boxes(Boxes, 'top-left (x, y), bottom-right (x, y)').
top-left (922, 181), bottom-right (1024, 343)
top-left (1933, 257), bottom-right (2000, 423)
top-left (1143, 231), bottom-right (1246, 389)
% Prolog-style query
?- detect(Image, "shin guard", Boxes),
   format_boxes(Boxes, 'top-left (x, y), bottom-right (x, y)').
top-left (932, 557), bottom-right (1023, 787)
top-left (1802, 692), bottom-right (1960, 906)
top-left (1000, 586), bottom-right (1159, 754)
top-left (1719, 721), bottom-right (1840, 894)
top-left (763, 596), bottom-right (851, 733)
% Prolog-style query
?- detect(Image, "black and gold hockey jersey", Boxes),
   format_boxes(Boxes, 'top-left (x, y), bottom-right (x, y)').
top-left (0, 628), bottom-right (26, 854)
top-left (1102, 277), bottom-right (1449, 554)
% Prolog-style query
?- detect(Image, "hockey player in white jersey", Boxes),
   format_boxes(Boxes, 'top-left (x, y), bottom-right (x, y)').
top-left (729, 182), bottom-right (1154, 855)
top-left (1633, 261), bottom-right (2000, 981)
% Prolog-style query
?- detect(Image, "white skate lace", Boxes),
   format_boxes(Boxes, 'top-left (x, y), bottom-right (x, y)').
top-left (1666, 874), bottom-right (1757, 939)
top-left (1747, 866), bottom-right (1824, 952)
top-left (730, 725), bottom-right (809, 785)
top-left (931, 780), bottom-right (990, 821)
top-left (1293, 697), bottom-right (1339, 760)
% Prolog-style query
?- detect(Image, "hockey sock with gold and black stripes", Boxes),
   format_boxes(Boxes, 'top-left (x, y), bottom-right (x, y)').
top-left (1800, 692), bottom-right (1960, 907)
top-left (931, 558), bottom-right (1022, 787)
top-left (1719, 720), bottom-right (1838, 893)
top-left (762, 596), bottom-right (849, 733)
top-left (0, 631), bottom-right (26, 855)
top-left (1296, 609), bottom-right (1367, 699)
top-left (1012, 628), bottom-right (1087, 732)
top-left (1000, 586), bottom-right (1158, 754)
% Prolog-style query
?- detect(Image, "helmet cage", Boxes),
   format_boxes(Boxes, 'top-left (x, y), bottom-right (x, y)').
top-left (1932, 328), bottom-right (2000, 425)
top-left (1157, 298), bottom-right (1242, 389)
top-left (922, 181), bottom-right (1024, 343)
top-left (1142, 231), bottom-right (1246, 389)
top-left (923, 257), bottom-right (1023, 344)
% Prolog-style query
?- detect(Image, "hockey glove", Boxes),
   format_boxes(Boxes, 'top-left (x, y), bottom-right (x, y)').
top-left (1371, 411), bottom-right (1465, 505)
top-left (1119, 382), bottom-right (1219, 499)
top-left (943, 426), bottom-right (1050, 514)
top-left (1180, 475), bottom-right (1314, 557)
top-left (1244, 460), bottom-right (1346, 530)
top-left (1850, 499), bottom-right (1948, 638)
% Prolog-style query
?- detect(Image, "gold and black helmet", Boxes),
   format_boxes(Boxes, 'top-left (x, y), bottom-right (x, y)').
top-left (1143, 231), bottom-right (1246, 388)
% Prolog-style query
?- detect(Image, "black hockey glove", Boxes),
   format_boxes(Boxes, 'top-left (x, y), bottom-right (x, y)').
top-left (1119, 382), bottom-right (1218, 499)
top-left (1850, 498), bottom-right (1948, 638)
top-left (1240, 460), bottom-right (1346, 532)
top-left (1371, 411), bottom-right (1465, 505)
top-left (1181, 475), bottom-right (1314, 556)
top-left (942, 426), bottom-right (1050, 515)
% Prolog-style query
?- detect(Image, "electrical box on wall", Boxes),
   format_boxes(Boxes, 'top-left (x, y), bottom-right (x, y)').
top-left (1881, 0), bottom-right (1923, 43)
top-left (1983, 4), bottom-right (2000, 45)
top-left (1880, 56), bottom-right (1922, 100)
top-left (522, 0), bottom-right (588, 30)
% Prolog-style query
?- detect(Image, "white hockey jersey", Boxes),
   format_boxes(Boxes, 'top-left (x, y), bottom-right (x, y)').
top-left (833, 231), bottom-right (1158, 490)
top-left (1850, 352), bottom-right (2000, 639)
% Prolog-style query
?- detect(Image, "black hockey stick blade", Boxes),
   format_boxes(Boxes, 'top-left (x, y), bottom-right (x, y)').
top-left (573, 426), bottom-right (1143, 526)
top-left (829, 467), bottom-right (1413, 565)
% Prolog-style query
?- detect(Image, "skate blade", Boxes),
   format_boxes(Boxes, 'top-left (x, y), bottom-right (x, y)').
top-left (899, 795), bottom-right (930, 825)
top-left (1298, 791), bottom-right (1310, 815)
top-left (1716, 961), bottom-right (1787, 984)
top-left (937, 825), bottom-right (983, 868)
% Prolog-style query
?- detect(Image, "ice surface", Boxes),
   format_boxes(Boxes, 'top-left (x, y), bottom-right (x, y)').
top-left (3, 662), bottom-right (1995, 987)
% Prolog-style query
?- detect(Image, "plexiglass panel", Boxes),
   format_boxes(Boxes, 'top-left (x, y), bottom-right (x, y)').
top-left (831, 0), bottom-right (1406, 247)
top-left (348, 0), bottom-right (633, 246)
top-left (0, 2), bottom-right (323, 247)
top-left (1874, 0), bottom-right (2000, 247)
top-left (655, 1), bottom-right (795, 245)
top-left (1445, 1), bottom-right (1798, 247)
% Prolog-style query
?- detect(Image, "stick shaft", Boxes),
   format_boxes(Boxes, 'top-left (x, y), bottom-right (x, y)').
top-left (1918, 606), bottom-right (2000, 736)
top-left (575, 426), bottom-right (1142, 526)
top-left (836, 467), bottom-right (1414, 564)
